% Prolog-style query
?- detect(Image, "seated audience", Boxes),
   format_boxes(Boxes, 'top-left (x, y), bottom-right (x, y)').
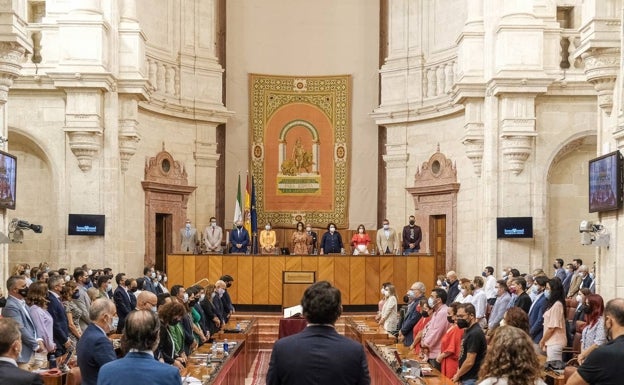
top-left (478, 325), bottom-right (545, 385)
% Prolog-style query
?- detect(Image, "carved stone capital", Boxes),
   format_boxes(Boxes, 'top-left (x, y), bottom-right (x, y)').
top-left (500, 134), bottom-right (536, 175)
top-left (64, 129), bottom-right (103, 172)
top-left (461, 134), bottom-right (484, 177)
top-left (119, 120), bottom-right (141, 172)
top-left (0, 42), bottom-right (27, 104)
top-left (581, 48), bottom-right (620, 115)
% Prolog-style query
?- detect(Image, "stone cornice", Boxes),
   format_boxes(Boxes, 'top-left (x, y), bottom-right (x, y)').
top-left (47, 71), bottom-right (116, 91)
top-left (371, 103), bottom-right (464, 126)
top-left (486, 76), bottom-right (553, 96)
top-left (139, 98), bottom-right (234, 124)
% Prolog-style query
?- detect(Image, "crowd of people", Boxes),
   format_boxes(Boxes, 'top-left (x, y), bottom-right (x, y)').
top-left (374, 258), bottom-right (623, 385)
top-left (0, 262), bottom-right (236, 385)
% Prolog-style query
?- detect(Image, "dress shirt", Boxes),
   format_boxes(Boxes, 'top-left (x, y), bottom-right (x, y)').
top-left (0, 357), bottom-right (17, 366)
top-left (488, 292), bottom-right (511, 329)
top-left (422, 304), bottom-right (450, 359)
top-left (484, 275), bottom-right (497, 300)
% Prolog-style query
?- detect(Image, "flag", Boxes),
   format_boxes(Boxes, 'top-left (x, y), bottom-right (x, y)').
top-left (251, 175), bottom-right (258, 254)
top-left (244, 173), bottom-right (251, 235)
top-left (233, 174), bottom-right (242, 226)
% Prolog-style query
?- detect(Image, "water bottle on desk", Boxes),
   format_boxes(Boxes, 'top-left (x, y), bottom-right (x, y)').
top-left (48, 353), bottom-right (57, 369)
top-left (223, 339), bottom-right (229, 353)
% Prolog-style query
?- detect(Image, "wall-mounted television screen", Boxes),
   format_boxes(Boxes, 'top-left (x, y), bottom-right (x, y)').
top-left (0, 150), bottom-right (16, 210)
top-left (497, 217), bottom-right (533, 239)
top-left (589, 150), bottom-right (623, 213)
top-left (68, 214), bottom-right (105, 236)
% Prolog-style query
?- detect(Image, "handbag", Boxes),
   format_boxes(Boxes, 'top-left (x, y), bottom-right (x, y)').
top-left (545, 360), bottom-right (566, 371)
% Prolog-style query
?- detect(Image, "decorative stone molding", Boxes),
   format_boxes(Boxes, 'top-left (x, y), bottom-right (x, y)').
top-left (459, 99), bottom-right (485, 176)
top-left (64, 129), bottom-right (103, 172)
top-left (0, 42), bottom-right (27, 104)
top-left (581, 48), bottom-right (620, 115)
top-left (462, 135), bottom-right (484, 177)
top-left (383, 143), bottom-right (409, 169)
top-left (118, 96), bottom-right (141, 172)
top-left (500, 133), bottom-right (537, 175)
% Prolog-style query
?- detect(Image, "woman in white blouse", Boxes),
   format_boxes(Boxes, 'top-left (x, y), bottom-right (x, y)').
top-left (379, 283), bottom-right (399, 335)
top-left (577, 293), bottom-right (606, 364)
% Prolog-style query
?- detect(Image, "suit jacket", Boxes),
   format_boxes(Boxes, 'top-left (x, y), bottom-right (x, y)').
top-left (376, 228), bottom-right (399, 254)
top-left (562, 271), bottom-right (573, 295)
top-left (400, 298), bottom-right (423, 346)
top-left (200, 297), bottom-right (220, 336)
top-left (306, 231), bottom-right (318, 254)
top-left (76, 324), bottom-right (117, 385)
top-left (204, 225), bottom-right (223, 252)
top-left (212, 292), bottom-right (226, 324)
top-left (401, 225), bottom-right (422, 250)
top-left (97, 352), bottom-right (180, 385)
top-left (230, 227), bottom-right (250, 253)
top-left (180, 227), bottom-right (198, 253)
top-left (266, 325), bottom-right (370, 385)
top-left (528, 293), bottom-right (547, 344)
top-left (2, 296), bottom-right (39, 363)
top-left (0, 360), bottom-right (44, 385)
top-left (142, 276), bottom-right (157, 294)
top-left (567, 273), bottom-right (583, 298)
top-left (47, 292), bottom-right (69, 355)
top-left (76, 285), bottom-right (92, 331)
top-left (113, 286), bottom-right (133, 333)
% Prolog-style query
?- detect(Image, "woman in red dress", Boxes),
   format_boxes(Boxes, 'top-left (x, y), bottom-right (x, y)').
top-left (410, 299), bottom-right (432, 357)
top-left (437, 302), bottom-right (464, 379)
top-left (350, 224), bottom-right (371, 254)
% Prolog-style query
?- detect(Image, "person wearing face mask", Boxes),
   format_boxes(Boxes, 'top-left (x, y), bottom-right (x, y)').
top-left (375, 283), bottom-right (391, 323)
top-left (510, 277), bottom-right (531, 314)
top-left (76, 298), bottom-right (117, 385)
top-left (184, 287), bottom-right (208, 345)
top-left (376, 219), bottom-right (399, 255)
top-left (319, 222), bottom-right (344, 255)
top-left (61, 281), bottom-right (83, 349)
top-left (562, 263), bottom-right (575, 295)
top-left (539, 278), bottom-right (567, 362)
top-left (156, 301), bottom-right (188, 371)
top-left (95, 275), bottom-right (112, 300)
top-left (212, 281), bottom-right (227, 326)
top-left (0, 317), bottom-right (45, 385)
top-left (142, 266), bottom-right (157, 294)
top-left (200, 283), bottom-right (221, 337)
top-left (410, 299), bottom-right (433, 357)
top-left (451, 303), bottom-right (487, 385)
top-left (46, 276), bottom-right (72, 357)
top-left (566, 259), bottom-right (584, 298)
top-left (437, 303), bottom-right (464, 379)
top-left (577, 293), bottom-right (606, 365)
top-left (528, 275), bottom-right (549, 346)
top-left (399, 282), bottom-right (426, 346)
top-left (482, 266), bottom-right (497, 306)
top-left (350, 224), bottom-right (371, 255)
top-left (260, 221), bottom-right (277, 254)
top-left (73, 269), bottom-right (92, 332)
top-left (169, 285), bottom-right (196, 355)
top-left (179, 219), bottom-right (198, 253)
top-left (445, 271), bottom-right (460, 303)
top-left (471, 277), bottom-right (487, 329)
top-left (402, 215), bottom-right (422, 255)
top-left (229, 220), bottom-right (250, 254)
top-left (203, 216), bottom-right (223, 253)
top-left (553, 258), bottom-right (566, 283)
top-left (567, 298), bottom-right (624, 385)
top-left (421, 288), bottom-right (450, 371)
top-left (378, 284), bottom-right (399, 335)
top-left (305, 223), bottom-right (318, 254)
top-left (220, 275), bottom-right (235, 322)
top-left (487, 280), bottom-right (512, 334)
top-left (291, 221), bottom-right (310, 255)
top-left (113, 273), bottom-right (132, 333)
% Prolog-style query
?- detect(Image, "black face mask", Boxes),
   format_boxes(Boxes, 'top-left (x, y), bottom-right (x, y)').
top-left (0, 296), bottom-right (6, 308)
top-left (189, 299), bottom-right (198, 307)
top-left (170, 319), bottom-right (180, 326)
top-left (553, 263), bottom-right (558, 269)
top-left (226, 282), bottom-right (232, 288)
top-left (409, 220), bottom-right (415, 225)
top-left (72, 291), bottom-right (80, 300)
top-left (130, 287), bottom-right (138, 293)
top-left (403, 295), bottom-right (410, 303)
top-left (18, 287), bottom-right (28, 297)
top-left (420, 311), bottom-right (430, 318)
top-left (447, 316), bottom-right (454, 324)
top-left (236, 225), bottom-right (243, 229)
top-left (583, 305), bottom-right (591, 314)
top-left (456, 319), bottom-right (470, 329)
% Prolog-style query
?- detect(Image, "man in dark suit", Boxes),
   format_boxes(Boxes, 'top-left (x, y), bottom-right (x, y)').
top-left (97, 310), bottom-right (180, 385)
top-left (0, 318), bottom-right (44, 385)
top-left (220, 275), bottom-right (235, 323)
top-left (2, 276), bottom-right (44, 368)
top-left (76, 298), bottom-right (117, 385)
top-left (142, 266), bottom-right (157, 294)
top-left (47, 275), bottom-right (71, 356)
top-left (113, 273), bottom-right (133, 333)
top-left (266, 281), bottom-right (370, 385)
top-left (305, 224), bottom-right (318, 254)
top-left (528, 275), bottom-right (548, 344)
top-left (230, 220), bottom-right (250, 253)
top-left (398, 281), bottom-right (425, 346)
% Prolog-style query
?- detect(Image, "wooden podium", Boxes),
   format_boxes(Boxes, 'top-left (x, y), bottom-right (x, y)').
top-left (282, 271), bottom-right (315, 308)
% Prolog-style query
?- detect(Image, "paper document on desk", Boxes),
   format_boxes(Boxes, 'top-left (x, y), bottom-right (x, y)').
top-left (283, 304), bottom-right (303, 318)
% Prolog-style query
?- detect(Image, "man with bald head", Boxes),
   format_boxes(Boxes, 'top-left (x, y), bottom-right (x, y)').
top-left (446, 271), bottom-right (459, 303)
top-left (136, 291), bottom-right (158, 312)
top-left (76, 299), bottom-right (117, 385)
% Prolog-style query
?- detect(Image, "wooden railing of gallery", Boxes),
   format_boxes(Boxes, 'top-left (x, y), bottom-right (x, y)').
top-left (166, 254), bottom-right (435, 306)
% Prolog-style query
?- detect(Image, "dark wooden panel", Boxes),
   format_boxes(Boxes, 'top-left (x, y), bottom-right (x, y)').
top-left (393, 257), bottom-right (407, 301)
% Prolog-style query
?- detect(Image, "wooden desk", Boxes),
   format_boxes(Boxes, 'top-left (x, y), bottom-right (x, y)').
top-left (278, 317), bottom-right (307, 339)
top-left (167, 254), bottom-right (436, 306)
top-left (344, 316), bottom-right (397, 345)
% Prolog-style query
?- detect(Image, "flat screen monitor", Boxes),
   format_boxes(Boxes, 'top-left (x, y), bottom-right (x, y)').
top-left (588, 150), bottom-right (623, 213)
top-left (68, 214), bottom-right (105, 236)
top-left (496, 217), bottom-right (533, 239)
top-left (0, 150), bottom-right (16, 210)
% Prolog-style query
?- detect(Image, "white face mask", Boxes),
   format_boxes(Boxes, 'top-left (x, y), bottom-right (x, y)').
top-left (88, 270), bottom-right (93, 276)
top-left (151, 306), bottom-right (157, 313)
top-left (380, 288), bottom-right (385, 295)
top-left (265, 225), bottom-right (271, 230)
top-left (211, 222), bottom-right (217, 228)
top-left (200, 294), bottom-right (205, 302)
top-left (383, 224), bottom-right (389, 230)
top-left (306, 227), bottom-right (311, 232)
top-left (163, 276), bottom-right (167, 283)
top-left (329, 227), bottom-right (335, 232)
top-left (157, 275), bottom-right (162, 282)
top-left (64, 275), bottom-right (70, 282)
top-left (151, 272), bottom-right (156, 278)
top-left (183, 293), bottom-right (189, 303)
top-left (107, 283), bottom-right (112, 291)
top-left (185, 223), bottom-right (191, 229)
top-left (359, 228), bottom-right (364, 234)
top-left (576, 294), bottom-right (582, 304)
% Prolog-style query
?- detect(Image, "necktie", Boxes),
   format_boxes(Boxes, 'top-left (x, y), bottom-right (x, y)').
top-left (212, 228), bottom-right (215, 235)
top-left (186, 229), bottom-right (190, 237)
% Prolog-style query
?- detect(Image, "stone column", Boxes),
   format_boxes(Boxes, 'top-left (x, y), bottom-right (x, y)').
top-left (120, 0), bottom-right (138, 22)
top-left (194, 122), bottom-right (221, 229)
top-left (383, 124), bottom-right (410, 224)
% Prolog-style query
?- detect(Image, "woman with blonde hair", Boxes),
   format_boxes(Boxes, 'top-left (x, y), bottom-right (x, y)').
top-left (27, 282), bottom-right (56, 358)
top-left (378, 283), bottom-right (399, 335)
top-left (478, 325), bottom-right (546, 385)
top-left (260, 221), bottom-right (277, 254)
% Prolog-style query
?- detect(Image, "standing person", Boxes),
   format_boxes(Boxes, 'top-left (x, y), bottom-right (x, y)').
top-left (446, 271), bottom-right (460, 304)
top-left (97, 310), bottom-right (181, 385)
top-left (510, 276), bottom-right (532, 314)
top-left (562, 263), bottom-right (575, 295)
top-left (567, 298), bottom-right (624, 385)
top-left (487, 280), bottom-right (512, 334)
top-left (180, 219), bottom-right (198, 253)
top-left (402, 215), bottom-right (422, 254)
top-left (220, 275), bottom-right (235, 323)
top-left (0, 318), bottom-right (44, 385)
top-left (266, 281), bottom-right (370, 385)
top-left (483, 266), bottom-right (497, 305)
top-left (60, 282), bottom-right (82, 350)
top-left (2, 276), bottom-right (44, 369)
top-left (477, 325), bottom-right (545, 385)
top-left (26, 282), bottom-right (55, 365)
top-left (471, 277), bottom-right (487, 329)
top-left (451, 303), bottom-right (487, 385)
top-left (421, 288), bottom-right (450, 371)
top-left (410, 299), bottom-right (432, 357)
top-left (142, 266), bottom-right (157, 294)
top-left (437, 303), bottom-right (464, 379)
top-left (350, 224), bottom-right (371, 255)
top-left (553, 258), bottom-right (566, 283)
top-left (203, 216), bottom-right (223, 253)
top-left (74, 269), bottom-right (92, 332)
top-left (229, 220), bottom-right (250, 253)
top-left (259, 222), bottom-right (277, 254)
top-left (376, 219), bottom-right (399, 255)
top-left (378, 284), bottom-right (398, 335)
top-left (566, 259), bottom-right (583, 298)
top-left (576, 294), bottom-right (606, 364)
top-left (113, 273), bottom-right (132, 333)
top-left (398, 282), bottom-right (425, 346)
top-left (76, 299), bottom-right (117, 385)
top-left (291, 222), bottom-right (310, 255)
top-left (528, 275), bottom-right (548, 346)
top-left (305, 224), bottom-right (317, 254)
top-left (46, 276), bottom-right (72, 356)
top-left (539, 278), bottom-right (567, 363)
top-left (319, 222), bottom-right (344, 254)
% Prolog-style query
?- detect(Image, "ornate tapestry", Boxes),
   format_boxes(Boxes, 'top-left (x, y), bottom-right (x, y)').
top-left (249, 74), bottom-right (351, 228)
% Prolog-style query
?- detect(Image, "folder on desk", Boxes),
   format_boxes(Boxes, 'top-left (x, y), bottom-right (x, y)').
top-left (283, 304), bottom-right (303, 318)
